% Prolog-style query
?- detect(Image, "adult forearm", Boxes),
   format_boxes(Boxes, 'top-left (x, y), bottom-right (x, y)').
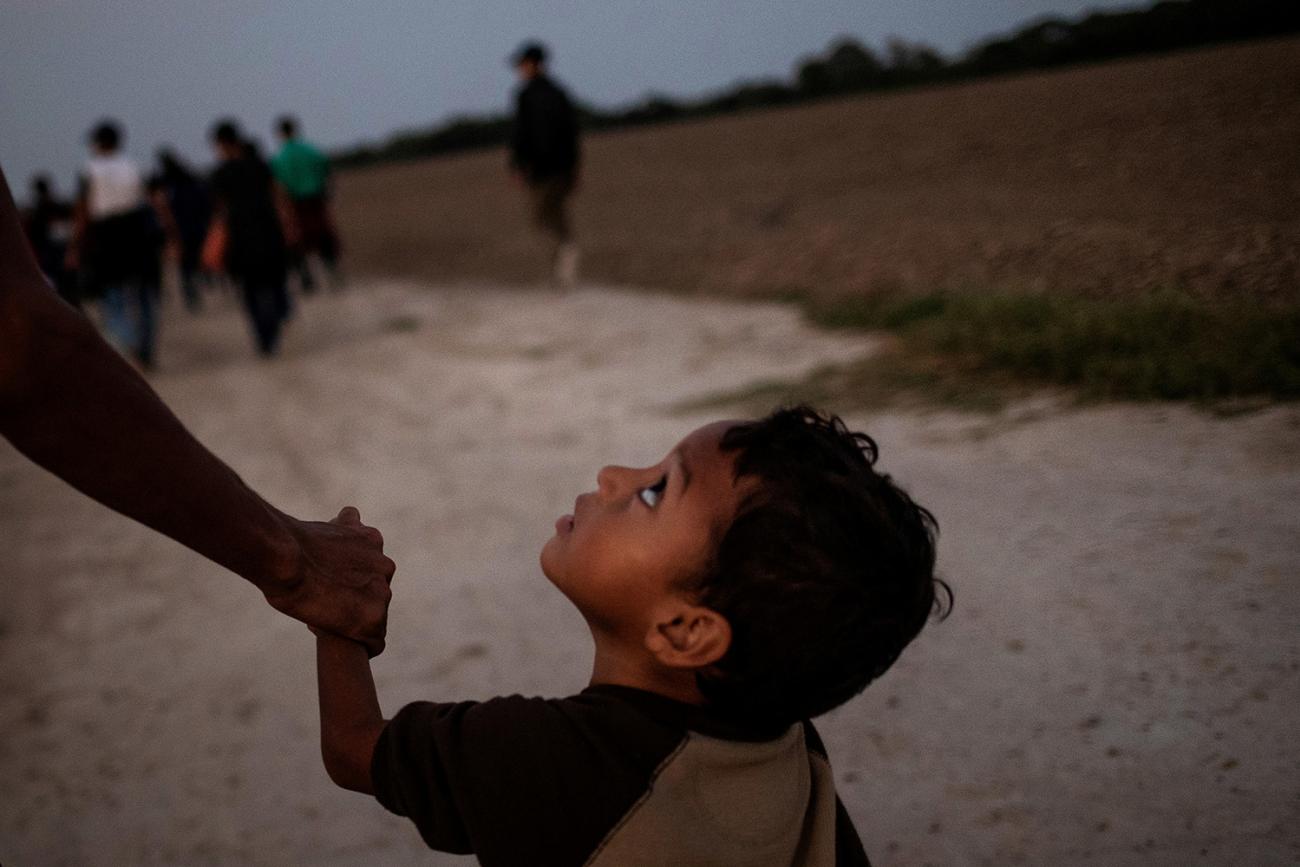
top-left (317, 633), bottom-right (385, 793)
top-left (0, 296), bottom-right (298, 591)
top-left (0, 283), bottom-right (395, 653)
top-left (1, 166), bottom-right (394, 653)
top-left (1, 161), bottom-right (293, 588)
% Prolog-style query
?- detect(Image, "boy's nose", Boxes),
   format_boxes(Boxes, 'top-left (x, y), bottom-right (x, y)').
top-left (596, 465), bottom-right (630, 498)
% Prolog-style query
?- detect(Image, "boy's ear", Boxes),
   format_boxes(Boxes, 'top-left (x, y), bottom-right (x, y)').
top-left (645, 604), bottom-right (731, 670)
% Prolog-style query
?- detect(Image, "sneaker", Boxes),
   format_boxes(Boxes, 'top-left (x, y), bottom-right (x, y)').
top-left (554, 243), bottom-right (580, 289)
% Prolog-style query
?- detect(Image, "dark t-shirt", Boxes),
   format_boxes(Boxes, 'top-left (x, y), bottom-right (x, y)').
top-left (371, 684), bottom-right (871, 866)
top-left (157, 171), bottom-right (211, 248)
top-left (210, 154), bottom-right (285, 278)
top-left (510, 75), bottom-right (580, 181)
top-left (23, 196), bottom-right (72, 276)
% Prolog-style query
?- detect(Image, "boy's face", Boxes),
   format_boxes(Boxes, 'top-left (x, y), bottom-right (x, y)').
top-left (541, 421), bottom-right (747, 636)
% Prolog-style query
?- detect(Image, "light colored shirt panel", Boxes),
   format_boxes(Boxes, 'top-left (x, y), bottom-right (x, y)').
top-left (586, 724), bottom-right (838, 867)
top-left (85, 154), bottom-right (144, 219)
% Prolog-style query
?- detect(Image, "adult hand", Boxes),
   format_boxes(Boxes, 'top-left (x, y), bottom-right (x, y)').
top-left (263, 507), bottom-right (396, 656)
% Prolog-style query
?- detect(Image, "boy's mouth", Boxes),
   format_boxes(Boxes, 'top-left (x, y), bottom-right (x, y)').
top-left (557, 493), bottom-right (590, 536)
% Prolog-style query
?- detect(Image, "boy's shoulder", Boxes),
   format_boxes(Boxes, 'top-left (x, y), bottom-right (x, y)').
top-left (370, 686), bottom-right (867, 866)
top-left (376, 686), bottom-right (692, 790)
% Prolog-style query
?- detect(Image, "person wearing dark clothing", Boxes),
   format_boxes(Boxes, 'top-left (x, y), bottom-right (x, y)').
top-left (315, 410), bottom-right (951, 865)
top-left (510, 41), bottom-right (581, 286)
top-left (22, 175), bottom-right (77, 307)
top-left (208, 120), bottom-right (290, 356)
top-left (154, 149), bottom-right (211, 311)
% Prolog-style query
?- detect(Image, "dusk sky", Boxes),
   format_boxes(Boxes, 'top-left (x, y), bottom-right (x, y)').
top-left (2, 0), bottom-right (1140, 196)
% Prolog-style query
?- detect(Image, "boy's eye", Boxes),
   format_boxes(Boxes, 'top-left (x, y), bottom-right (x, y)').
top-left (638, 475), bottom-right (668, 508)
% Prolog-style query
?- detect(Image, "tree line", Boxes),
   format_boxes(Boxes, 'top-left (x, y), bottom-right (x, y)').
top-left (334, 0), bottom-right (1298, 169)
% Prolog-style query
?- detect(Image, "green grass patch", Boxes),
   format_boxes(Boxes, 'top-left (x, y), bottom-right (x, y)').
top-left (674, 346), bottom-right (1016, 416)
top-left (803, 290), bottom-right (1300, 403)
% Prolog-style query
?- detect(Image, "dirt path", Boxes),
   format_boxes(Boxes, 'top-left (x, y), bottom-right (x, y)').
top-left (1, 281), bottom-right (1296, 866)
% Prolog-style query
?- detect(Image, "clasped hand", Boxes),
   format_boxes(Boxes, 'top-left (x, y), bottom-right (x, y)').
top-left (264, 506), bottom-right (396, 656)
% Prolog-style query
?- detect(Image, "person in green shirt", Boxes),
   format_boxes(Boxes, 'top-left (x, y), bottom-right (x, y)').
top-left (271, 115), bottom-right (341, 292)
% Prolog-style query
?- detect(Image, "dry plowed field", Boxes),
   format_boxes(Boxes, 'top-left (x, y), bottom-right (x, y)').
top-left (335, 36), bottom-right (1300, 301)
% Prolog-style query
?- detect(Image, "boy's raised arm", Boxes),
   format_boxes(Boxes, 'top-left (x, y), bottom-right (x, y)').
top-left (316, 631), bottom-right (386, 794)
top-left (0, 165), bottom-right (394, 654)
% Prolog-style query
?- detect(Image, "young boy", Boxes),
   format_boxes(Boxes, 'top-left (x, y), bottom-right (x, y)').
top-left (316, 406), bottom-right (948, 866)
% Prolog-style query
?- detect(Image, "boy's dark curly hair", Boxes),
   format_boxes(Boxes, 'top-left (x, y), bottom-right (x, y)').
top-left (692, 406), bottom-right (950, 728)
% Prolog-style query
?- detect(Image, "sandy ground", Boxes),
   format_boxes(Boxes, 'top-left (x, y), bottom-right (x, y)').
top-left (1, 280), bottom-right (1297, 866)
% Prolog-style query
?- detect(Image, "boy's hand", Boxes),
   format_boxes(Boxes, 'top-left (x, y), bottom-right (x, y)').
top-left (264, 507), bottom-right (395, 657)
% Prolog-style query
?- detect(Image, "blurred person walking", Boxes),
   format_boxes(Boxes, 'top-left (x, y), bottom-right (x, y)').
top-left (153, 149), bottom-right (211, 312)
top-left (207, 119), bottom-right (291, 357)
top-left (70, 120), bottom-right (161, 370)
top-left (271, 115), bottom-right (341, 293)
top-left (509, 41), bottom-right (581, 287)
top-left (21, 175), bottom-right (77, 307)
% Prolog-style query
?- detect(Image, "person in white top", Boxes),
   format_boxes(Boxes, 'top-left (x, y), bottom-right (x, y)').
top-left (71, 120), bottom-right (161, 370)
top-left (84, 151), bottom-right (144, 219)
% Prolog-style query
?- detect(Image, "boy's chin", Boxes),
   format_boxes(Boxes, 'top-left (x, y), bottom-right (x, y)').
top-left (539, 543), bottom-right (589, 611)
top-left (539, 538), bottom-right (564, 586)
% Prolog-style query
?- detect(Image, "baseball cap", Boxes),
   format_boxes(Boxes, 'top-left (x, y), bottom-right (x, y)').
top-left (511, 41), bottom-right (547, 66)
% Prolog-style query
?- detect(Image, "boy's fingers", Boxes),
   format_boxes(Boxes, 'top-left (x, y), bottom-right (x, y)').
top-left (333, 506), bottom-right (362, 526)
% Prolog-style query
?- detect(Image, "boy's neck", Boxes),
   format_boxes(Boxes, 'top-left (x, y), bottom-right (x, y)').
top-left (588, 637), bottom-right (706, 706)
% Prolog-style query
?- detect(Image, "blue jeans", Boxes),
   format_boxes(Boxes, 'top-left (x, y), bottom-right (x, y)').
top-left (101, 281), bottom-right (157, 367)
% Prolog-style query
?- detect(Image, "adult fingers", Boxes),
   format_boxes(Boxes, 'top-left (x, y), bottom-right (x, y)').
top-left (332, 508), bottom-right (385, 552)
top-left (362, 524), bottom-right (385, 548)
